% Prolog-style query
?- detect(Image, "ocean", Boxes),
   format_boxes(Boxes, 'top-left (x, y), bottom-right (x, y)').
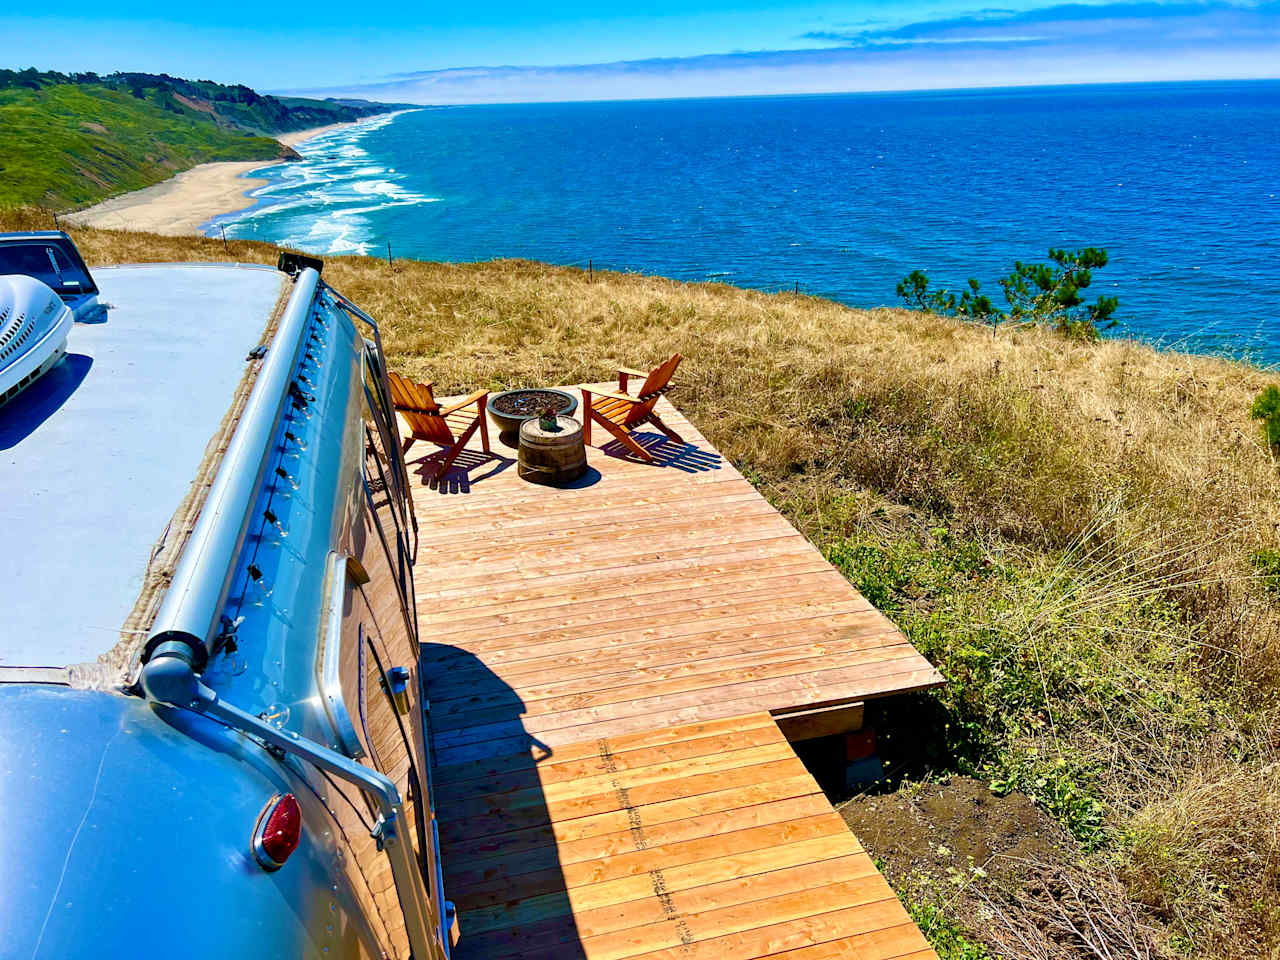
top-left (213, 81), bottom-right (1280, 365)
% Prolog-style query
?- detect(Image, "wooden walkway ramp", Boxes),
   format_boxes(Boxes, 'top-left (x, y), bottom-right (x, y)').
top-left (406, 386), bottom-right (941, 959)
top-left (434, 714), bottom-right (934, 960)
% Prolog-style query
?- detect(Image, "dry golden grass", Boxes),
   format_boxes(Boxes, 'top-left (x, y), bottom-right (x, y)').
top-left (9, 205), bottom-right (1280, 957)
top-left (44, 209), bottom-right (1280, 557)
top-left (1127, 760), bottom-right (1280, 956)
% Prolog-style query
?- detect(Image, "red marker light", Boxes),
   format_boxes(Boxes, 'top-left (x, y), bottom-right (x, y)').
top-left (253, 793), bottom-right (302, 871)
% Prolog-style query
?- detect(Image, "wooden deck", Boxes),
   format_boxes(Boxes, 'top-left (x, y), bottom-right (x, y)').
top-left (407, 386), bottom-right (942, 959)
top-left (434, 714), bottom-right (934, 960)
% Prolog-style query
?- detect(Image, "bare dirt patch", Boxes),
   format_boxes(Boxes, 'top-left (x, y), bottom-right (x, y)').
top-left (173, 92), bottom-right (216, 116)
top-left (841, 775), bottom-right (1067, 880)
top-left (840, 777), bottom-right (1169, 959)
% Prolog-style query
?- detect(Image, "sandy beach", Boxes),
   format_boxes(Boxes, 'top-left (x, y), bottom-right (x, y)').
top-left (65, 118), bottom-right (376, 236)
top-left (64, 161), bottom-right (274, 235)
top-left (275, 121), bottom-right (356, 148)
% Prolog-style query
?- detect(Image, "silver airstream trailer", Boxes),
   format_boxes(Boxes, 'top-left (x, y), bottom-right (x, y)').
top-left (0, 238), bottom-right (454, 959)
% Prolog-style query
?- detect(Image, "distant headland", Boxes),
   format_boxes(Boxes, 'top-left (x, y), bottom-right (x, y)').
top-left (0, 68), bottom-right (403, 212)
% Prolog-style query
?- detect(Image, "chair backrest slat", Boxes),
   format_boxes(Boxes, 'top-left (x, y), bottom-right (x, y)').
top-left (417, 381), bottom-right (439, 410)
top-left (389, 371), bottom-right (454, 444)
top-left (388, 371), bottom-right (416, 408)
top-left (638, 353), bottom-right (682, 399)
top-left (623, 393), bottom-right (662, 427)
top-left (388, 372), bottom-right (433, 410)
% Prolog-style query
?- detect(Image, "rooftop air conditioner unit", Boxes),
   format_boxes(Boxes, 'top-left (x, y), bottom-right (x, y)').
top-left (0, 274), bottom-right (73, 406)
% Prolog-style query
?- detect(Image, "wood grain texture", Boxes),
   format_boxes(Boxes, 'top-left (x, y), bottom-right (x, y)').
top-left (432, 714), bottom-right (933, 960)
top-left (403, 387), bottom-right (939, 958)
top-left (409, 386), bottom-right (941, 762)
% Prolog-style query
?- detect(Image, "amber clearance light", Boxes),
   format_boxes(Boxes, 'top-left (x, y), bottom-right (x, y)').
top-left (252, 793), bottom-right (302, 871)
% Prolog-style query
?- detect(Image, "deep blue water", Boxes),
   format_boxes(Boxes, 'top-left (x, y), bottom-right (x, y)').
top-left (216, 82), bottom-right (1280, 364)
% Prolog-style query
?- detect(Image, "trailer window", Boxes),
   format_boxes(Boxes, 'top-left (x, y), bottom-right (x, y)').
top-left (0, 241), bottom-right (94, 295)
top-left (362, 352), bottom-right (412, 538)
top-left (362, 417), bottom-right (414, 622)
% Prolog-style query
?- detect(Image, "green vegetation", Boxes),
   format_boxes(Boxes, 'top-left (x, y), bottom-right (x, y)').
top-left (826, 526), bottom-right (1209, 850)
top-left (0, 68), bottom-right (395, 209)
top-left (6, 205), bottom-right (1279, 957)
top-left (897, 272), bottom-right (996, 323)
top-left (0, 67), bottom-right (391, 135)
top-left (0, 84), bottom-right (282, 208)
top-left (899, 246), bottom-right (1119, 339)
top-left (1252, 548), bottom-right (1280, 594)
top-left (897, 886), bottom-right (994, 960)
top-left (1001, 247), bottom-right (1119, 335)
top-left (1250, 385), bottom-right (1280, 452)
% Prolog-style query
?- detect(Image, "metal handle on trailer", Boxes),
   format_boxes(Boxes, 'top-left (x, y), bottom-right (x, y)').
top-left (140, 642), bottom-right (447, 960)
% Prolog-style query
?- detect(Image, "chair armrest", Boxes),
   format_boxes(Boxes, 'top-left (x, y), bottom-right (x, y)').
top-left (439, 390), bottom-right (488, 416)
top-left (583, 387), bottom-right (639, 405)
top-left (616, 366), bottom-right (648, 391)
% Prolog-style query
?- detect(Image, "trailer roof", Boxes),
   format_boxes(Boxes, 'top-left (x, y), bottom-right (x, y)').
top-left (0, 263), bottom-right (284, 672)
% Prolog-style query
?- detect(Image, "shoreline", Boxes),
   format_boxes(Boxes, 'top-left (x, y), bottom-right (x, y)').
top-left (64, 161), bottom-right (274, 236)
top-left (275, 120), bottom-right (360, 148)
top-left (65, 115), bottom-right (388, 236)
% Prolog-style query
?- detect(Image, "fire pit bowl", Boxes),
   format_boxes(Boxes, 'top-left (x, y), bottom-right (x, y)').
top-left (489, 388), bottom-right (579, 442)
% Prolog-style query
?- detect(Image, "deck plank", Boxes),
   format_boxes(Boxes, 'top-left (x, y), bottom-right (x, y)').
top-left (433, 714), bottom-right (931, 960)
top-left (407, 387), bottom-right (938, 959)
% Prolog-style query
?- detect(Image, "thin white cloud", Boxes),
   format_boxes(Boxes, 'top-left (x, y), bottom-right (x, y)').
top-left (279, 1), bottom-right (1280, 104)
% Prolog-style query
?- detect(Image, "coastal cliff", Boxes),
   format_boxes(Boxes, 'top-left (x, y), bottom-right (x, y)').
top-left (0, 69), bottom-right (395, 209)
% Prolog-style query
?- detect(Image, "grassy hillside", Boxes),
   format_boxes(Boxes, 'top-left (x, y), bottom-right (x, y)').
top-left (0, 67), bottom-right (394, 135)
top-left (0, 69), bottom-right (397, 209)
top-left (0, 85), bottom-right (285, 208)
top-left (5, 206), bottom-right (1278, 958)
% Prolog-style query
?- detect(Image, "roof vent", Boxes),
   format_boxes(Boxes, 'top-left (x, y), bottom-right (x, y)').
top-left (0, 274), bottom-right (73, 407)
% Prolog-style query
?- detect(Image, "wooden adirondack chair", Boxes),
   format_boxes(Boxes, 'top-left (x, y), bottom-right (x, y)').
top-left (581, 354), bottom-right (683, 462)
top-left (388, 370), bottom-right (489, 479)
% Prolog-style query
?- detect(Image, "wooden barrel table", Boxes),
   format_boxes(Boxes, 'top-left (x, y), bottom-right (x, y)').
top-left (518, 415), bottom-right (588, 486)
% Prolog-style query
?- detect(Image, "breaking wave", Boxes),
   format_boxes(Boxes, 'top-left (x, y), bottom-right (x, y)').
top-left (211, 110), bottom-right (437, 256)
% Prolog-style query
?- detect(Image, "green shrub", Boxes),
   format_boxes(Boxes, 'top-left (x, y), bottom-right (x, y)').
top-left (825, 525), bottom-right (1225, 852)
top-left (898, 247), bottom-right (1119, 340)
top-left (990, 755), bottom-right (1107, 848)
top-left (901, 893), bottom-right (995, 960)
top-left (1250, 385), bottom-right (1280, 453)
top-left (1251, 548), bottom-right (1280, 595)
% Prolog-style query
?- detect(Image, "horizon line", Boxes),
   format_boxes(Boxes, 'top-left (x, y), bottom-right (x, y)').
top-left (290, 74), bottom-right (1280, 109)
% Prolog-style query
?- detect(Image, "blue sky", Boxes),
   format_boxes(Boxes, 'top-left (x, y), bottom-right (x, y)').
top-left (3, 1), bottom-right (1278, 102)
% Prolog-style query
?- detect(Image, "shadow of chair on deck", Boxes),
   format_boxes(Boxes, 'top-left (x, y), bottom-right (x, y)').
top-left (420, 644), bottom-right (587, 960)
top-left (598, 431), bottom-right (724, 473)
top-left (409, 448), bottom-right (513, 495)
